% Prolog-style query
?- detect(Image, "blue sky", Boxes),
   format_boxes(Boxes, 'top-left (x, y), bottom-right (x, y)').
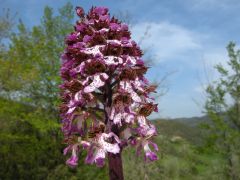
top-left (1, 0), bottom-right (240, 118)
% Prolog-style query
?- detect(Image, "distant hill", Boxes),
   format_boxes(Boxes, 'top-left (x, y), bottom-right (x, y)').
top-left (172, 116), bottom-right (210, 127)
top-left (153, 116), bottom-right (209, 144)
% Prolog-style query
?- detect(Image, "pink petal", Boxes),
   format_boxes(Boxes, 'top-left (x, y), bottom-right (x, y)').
top-left (95, 148), bottom-right (106, 161)
top-left (149, 141), bottom-right (159, 151)
top-left (143, 141), bottom-right (152, 153)
top-left (99, 133), bottom-right (120, 154)
top-left (67, 106), bottom-right (76, 115)
top-left (81, 140), bottom-right (91, 149)
top-left (63, 145), bottom-right (72, 155)
top-left (113, 113), bottom-right (122, 125)
top-left (145, 151), bottom-right (158, 161)
top-left (66, 147), bottom-right (79, 167)
top-left (103, 56), bottom-right (123, 65)
top-left (103, 143), bottom-right (120, 154)
top-left (66, 155), bottom-right (78, 167)
top-left (137, 116), bottom-right (147, 126)
top-left (105, 132), bottom-right (121, 143)
top-left (124, 113), bottom-right (134, 123)
top-left (95, 157), bottom-right (105, 167)
top-left (84, 73), bottom-right (109, 93)
top-left (85, 146), bottom-right (106, 167)
top-left (131, 91), bottom-right (141, 103)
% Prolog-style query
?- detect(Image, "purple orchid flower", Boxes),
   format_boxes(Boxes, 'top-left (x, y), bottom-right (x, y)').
top-left (60, 7), bottom-right (159, 179)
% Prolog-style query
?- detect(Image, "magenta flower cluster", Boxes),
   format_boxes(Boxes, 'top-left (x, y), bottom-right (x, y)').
top-left (60, 6), bottom-right (159, 167)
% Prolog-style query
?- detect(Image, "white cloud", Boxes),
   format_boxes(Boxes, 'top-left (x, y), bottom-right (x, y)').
top-left (131, 21), bottom-right (236, 118)
top-left (131, 21), bottom-right (203, 63)
top-left (131, 21), bottom-right (232, 69)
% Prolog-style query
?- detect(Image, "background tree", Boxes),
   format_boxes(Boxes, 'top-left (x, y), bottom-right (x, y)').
top-left (0, 8), bottom-right (15, 99)
top-left (0, 3), bottom-right (74, 117)
top-left (202, 42), bottom-right (240, 179)
top-left (0, 3), bottom-right (85, 179)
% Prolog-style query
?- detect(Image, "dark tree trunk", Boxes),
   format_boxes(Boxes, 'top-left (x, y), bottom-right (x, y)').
top-left (108, 152), bottom-right (124, 180)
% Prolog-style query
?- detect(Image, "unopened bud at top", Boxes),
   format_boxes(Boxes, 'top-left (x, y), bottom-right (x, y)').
top-left (76, 6), bottom-right (85, 17)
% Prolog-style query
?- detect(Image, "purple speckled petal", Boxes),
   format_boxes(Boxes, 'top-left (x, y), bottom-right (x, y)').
top-left (145, 151), bottom-right (158, 161)
top-left (99, 133), bottom-right (120, 154)
top-left (124, 113), bottom-right (134, 123)
top-left (85, 145), bottom-right (106, 167)
top-left (75, 24), bottom-right (87, 32)
top-left (137, 124), bottom-right (157, 137)
top-left (73, 42), bottom-right (85, 49)
top-left (94, 7), bottom-right (109, 16)
top-left (96, 157), bottom-right (105, 167)
top-left (99, 15), bottom-right (110, 22)
top-left (113, 113), bottom-right (122, 125)
top-left (66, 155), bottom-right (78, 167)
top-left (81, 141), bottom-right (91, 149)
top-left (95, 148), bottom-right (106, 163)
top-left (137, 115), bottom-right (147, 126)
top-left (63, 145), bottom-right (72, 155)
top-left (149, 141), bottom-right (159, 151)
top-left (66, 147), bottom-right (79, 167)
top-left (83, 35), bottom-right (92, 43)
top-left (85, 146), bottom-right (94, 164)
top-left (110, 23), bottom-right (120, 31)
top-left (66, 33), bottom-right (78, 42)
top-left (84, 73), bottom-right (109, 93)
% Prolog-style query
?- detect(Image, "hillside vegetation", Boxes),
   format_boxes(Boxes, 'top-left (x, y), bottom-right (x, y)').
top-left (0, 98), bottom-right (227, 180)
